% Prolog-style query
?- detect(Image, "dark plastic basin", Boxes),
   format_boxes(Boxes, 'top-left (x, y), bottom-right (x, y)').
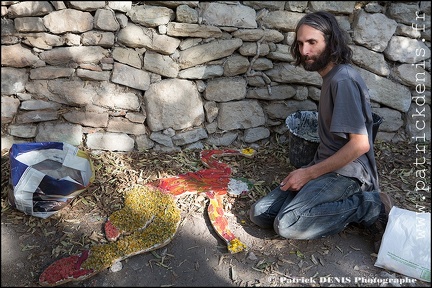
top-left (286, 111), bottom-right (383, 168)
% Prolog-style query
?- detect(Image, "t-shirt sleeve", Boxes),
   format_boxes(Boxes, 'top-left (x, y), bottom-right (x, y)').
top-left (330, 78), bottom-right (368, 139)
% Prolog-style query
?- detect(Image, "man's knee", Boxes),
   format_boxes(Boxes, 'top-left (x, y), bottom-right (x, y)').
top-left (274, 212), bottom-right (304, 239)
top-left (249, 203), bottom-right (274, 229)
top-left (274, 223), bottom-right (309, 239)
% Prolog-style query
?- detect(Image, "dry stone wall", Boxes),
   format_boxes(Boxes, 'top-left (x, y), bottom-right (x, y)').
top-left (1, 1), bottom-right (431, 152)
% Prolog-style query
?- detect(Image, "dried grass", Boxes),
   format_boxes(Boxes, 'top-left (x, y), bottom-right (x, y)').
top-left (1, 139), bottom-right (430, 267)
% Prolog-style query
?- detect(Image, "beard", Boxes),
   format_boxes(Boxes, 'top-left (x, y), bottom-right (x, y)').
top-left (301, 46), bottom-right (332, 72)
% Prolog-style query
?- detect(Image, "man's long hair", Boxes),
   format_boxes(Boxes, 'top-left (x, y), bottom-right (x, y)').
top-left (290, 11), bottom-right (353, 66)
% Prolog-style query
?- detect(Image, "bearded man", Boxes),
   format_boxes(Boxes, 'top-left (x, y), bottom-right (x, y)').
top-left (249, 11), bottom-right (393, 246)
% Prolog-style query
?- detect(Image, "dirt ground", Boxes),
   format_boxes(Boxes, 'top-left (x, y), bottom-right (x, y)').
top-left (1, 139), bottom-right (430, 287)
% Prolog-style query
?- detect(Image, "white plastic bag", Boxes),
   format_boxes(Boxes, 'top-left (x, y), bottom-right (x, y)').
top-left (374, 206), bottom-right (431, 282)
top-left (8, 142), bottom-right (95, 219)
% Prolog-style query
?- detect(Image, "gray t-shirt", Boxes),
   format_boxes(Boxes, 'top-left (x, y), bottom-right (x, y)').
top-left (310, 64), bottom-right (380, 192)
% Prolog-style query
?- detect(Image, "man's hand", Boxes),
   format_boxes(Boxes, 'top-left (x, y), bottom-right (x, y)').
top-left (279, 168), bottom-right (312, 191)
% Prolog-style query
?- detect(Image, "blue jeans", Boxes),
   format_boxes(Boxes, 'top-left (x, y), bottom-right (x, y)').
top-left (249, 172), bottom-right (382, 239)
